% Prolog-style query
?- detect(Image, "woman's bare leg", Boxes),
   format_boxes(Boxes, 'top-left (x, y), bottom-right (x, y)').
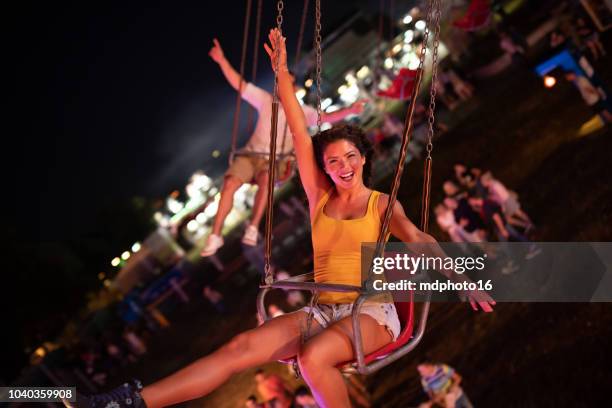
top-left (298, 314), bottom-right (392, 408)
top-left (141, 311), bottom-right (316, 408)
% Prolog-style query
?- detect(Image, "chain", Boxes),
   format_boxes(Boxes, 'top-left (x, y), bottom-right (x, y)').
top-left (277, 0), bottom-right (284, 28)
top-left (272, 0), bottom-right (284, 94)
top-left (425, 0), bottom-right (441, 160)
top-left (247, 0), bottom-right (264, 132)
top-left (229, 0), bottom-right (253, 165)
top-left (295, 0), bottom-right (309, 66)
top-left (314, 0), bottom-right (323, 131)
top-left (264, 0), bottom-right (285, 286)
top-left (279, 0), bottom-right (310, 163)
top-left (417, 1), bottom-right (431, 75)
top-left (375, 0), bottom-right (384, 93)
top-left (420, 0), bottom-right (441, 233)
top-left (365, 0), bottom-right (439, 283)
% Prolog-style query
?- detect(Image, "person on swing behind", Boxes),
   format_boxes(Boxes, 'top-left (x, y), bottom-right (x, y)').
top-left (201, 38), bottom-right (366, 256)
top-left (70, 29), bottom-right (494, 408)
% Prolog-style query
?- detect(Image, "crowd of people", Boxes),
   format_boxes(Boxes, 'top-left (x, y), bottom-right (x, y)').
top-left (435, 163), bottom-right (539, 273)
top-left (547, 11), bottom-right (611, 123)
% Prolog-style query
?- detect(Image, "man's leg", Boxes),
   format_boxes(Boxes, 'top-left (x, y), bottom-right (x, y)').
top-left (201, 174), bottom-right (245, 256)
top-left (249, 170), bottom-right (270, 228)
top-left (212, 175), bottom-right (244, 235)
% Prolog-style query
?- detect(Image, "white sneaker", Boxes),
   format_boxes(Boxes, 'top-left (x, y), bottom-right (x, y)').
top-left (525, 244), bottom-right (542, 260)
top-left (242, 225), bottom-right (259, 246)
top-left (201, 234), bottom-right (224, 257)
top-left (501, 260), bottom-right (519, 275)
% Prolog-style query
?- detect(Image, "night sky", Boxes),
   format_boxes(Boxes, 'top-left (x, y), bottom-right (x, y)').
top-left (5, 0), bottom-right (393, 381)
top-left (11, 1), bottom-right (386, 241)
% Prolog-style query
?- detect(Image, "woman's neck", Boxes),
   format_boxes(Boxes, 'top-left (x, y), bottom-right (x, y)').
top-left (333, 183), bottom-right (369, 201)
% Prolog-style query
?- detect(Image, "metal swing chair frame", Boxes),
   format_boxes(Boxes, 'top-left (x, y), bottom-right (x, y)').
top-left (257, 0), bottom-right (442, 375)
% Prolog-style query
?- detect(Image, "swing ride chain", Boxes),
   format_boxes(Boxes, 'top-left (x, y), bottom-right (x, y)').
top-left (314, 0), bottom-right (323, 131)
top-left (263, 0), bottom-right (284, 286)
top-left (367, 0), bottom-right (436, 275)
top-left (276, 0), bottom-right (284, 30)
top-left (375, 0), bottom-right (384, 93)
top-left (247, 0), bottom-right (264, 131)
top-left (295, 0), bottom-right (309, 65)
top-left (280, 0), bottom-right (310, 166)
top-left (419, 0), bottom-right (441, 232)
top-left (298, 0), bottom-right (322, 356)
top-left (230, 0), bottom-right (253, 165)
top-left (425, 0), bottom-right (441, 161)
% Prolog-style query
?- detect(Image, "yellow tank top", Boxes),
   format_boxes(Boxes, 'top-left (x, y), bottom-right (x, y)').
top-left (311, 189), bottom-right (383, 304)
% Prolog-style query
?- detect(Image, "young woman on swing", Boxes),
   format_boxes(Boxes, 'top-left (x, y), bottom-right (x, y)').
top-left (74, 29), bottom-right (494, 408)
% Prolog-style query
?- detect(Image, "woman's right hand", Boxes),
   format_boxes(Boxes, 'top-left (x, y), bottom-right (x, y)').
top-left (264, 28), bottom-right (288, 73)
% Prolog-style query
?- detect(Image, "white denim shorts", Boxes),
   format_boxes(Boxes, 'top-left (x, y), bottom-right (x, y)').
top-left (301, 301), bottom-right (401, 341)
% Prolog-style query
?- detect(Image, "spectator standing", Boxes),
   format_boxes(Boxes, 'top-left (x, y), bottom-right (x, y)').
top-left (417, 357), bottom-right (473, 408)
top-left (563, 70), bottom-right (612, 123)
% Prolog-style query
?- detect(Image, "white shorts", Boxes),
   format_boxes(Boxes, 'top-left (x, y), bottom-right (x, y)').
top-left (301, 301), bottom-right (401, 341)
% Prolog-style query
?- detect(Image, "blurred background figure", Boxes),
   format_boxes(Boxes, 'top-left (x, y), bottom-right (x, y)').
top-left (254, 369), bottom-right (293, 408)
top-left (294, 385), bottom-right (318, 408)
top-left (245, 394), bottom-right (264, 408)
top-left (417, 356), bottom-right (473, 408)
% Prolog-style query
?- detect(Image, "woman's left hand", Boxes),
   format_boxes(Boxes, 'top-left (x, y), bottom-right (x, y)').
top-left (263, 28), bottom-right (288, 73)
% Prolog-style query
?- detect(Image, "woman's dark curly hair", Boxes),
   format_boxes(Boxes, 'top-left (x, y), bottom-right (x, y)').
top-left (311, 124), bottom-right (374, 187)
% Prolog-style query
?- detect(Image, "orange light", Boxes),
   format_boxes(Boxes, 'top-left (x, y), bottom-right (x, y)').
top-left (544, 76), bottom-right (556, 88)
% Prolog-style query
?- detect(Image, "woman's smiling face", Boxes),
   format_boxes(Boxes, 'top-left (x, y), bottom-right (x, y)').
top-left (322, 139), bottom-right (366, 189)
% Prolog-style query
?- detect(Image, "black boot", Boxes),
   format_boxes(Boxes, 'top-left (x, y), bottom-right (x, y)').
top-left (68, 380), bottom-right (147, 408)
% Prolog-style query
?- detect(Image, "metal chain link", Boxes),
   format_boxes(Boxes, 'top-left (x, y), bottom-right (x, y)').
top-left (420, 0), bottom-right (441, 233)
top-left (425, 0), bottom-right (441, 160)
top-left (365, 0), bottom-right (439, 282)
top-left (264, 0), bottom-right (285, 285)
top-left (277, 0), bottom-right (284, 28)
top-left (417, 0), bottom-right (431, 75)
top-left (314, 0), bottom-right (323, 131)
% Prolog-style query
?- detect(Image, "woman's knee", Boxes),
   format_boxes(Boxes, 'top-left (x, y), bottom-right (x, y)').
top-left (297, 341), bottom-right (337, 375)
top-left (297, 344), bottom-right (320, 375)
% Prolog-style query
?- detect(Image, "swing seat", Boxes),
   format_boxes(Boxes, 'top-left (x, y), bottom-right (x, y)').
top-left (452, 0), bottom-right (491, 32)
top-left (362, 298), bottom-right (414, 364)
top-left (257, 274), bottom-right (428, 375)
top-left (377, 68), bottom-right (417, 100)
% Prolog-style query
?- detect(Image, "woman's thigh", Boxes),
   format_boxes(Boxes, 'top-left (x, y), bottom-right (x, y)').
top-left (300, 314), bottom-right (392, 366)
top-left (239, 311), bottom-right (321, 364)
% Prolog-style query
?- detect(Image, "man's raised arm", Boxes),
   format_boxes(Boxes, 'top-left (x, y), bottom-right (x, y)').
top-left (209, 38), bottom-right (245, 92)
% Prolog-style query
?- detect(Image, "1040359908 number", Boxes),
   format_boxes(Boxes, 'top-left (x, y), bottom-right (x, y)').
top-left (0, 387), bottom-right (76, 402)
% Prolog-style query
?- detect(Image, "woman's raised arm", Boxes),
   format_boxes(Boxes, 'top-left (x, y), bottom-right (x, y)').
top-left (264, 28), bottom-right (330, 208)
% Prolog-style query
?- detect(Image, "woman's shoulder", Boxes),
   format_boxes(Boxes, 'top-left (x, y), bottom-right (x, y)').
top-left (374, 191), bottom-right (390, 214)
top-left (310, 188), bottom-right (333, 215)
